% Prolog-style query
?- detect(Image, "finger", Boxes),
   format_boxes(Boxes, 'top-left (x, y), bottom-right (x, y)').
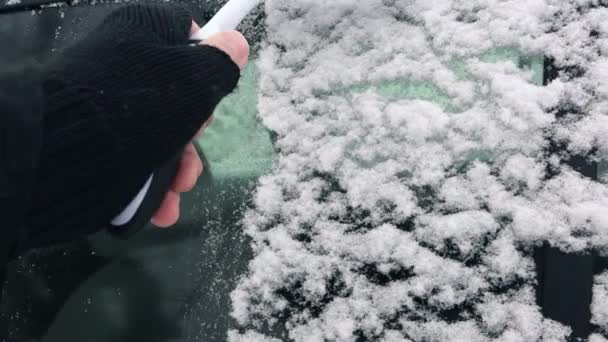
top-left (172, 143), bottom-right (203, 193)
top-left (151, 191), bottom-right (181, 228)
top-left (202, 31), bottom-right (249, 70)
top-left (191, 21), bottom-right (201, 36)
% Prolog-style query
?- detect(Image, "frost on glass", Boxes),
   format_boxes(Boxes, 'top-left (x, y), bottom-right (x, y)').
top-left (226, 0), bottom-right (608, 341)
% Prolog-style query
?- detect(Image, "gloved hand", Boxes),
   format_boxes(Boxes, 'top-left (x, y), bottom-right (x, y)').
top-left (23, 3), bottom-right (243, 249)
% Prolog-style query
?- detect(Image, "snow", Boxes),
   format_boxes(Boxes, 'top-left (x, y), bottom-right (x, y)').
top-left (228, 330), bottom-right (282, 342)
top-left (592, 272), bottom-right (608, 334)
top-left (227, 0), bottom-right (608, 341)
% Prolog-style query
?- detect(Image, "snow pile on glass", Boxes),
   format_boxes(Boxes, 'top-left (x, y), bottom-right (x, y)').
top-left (228, 1), bottom-right (608, 341)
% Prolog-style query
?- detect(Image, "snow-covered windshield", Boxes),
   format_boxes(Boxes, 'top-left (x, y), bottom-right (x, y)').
top-left (2, 0), bottom-right (607, 341)
top-left (222, 1), bottom-right (608, 341)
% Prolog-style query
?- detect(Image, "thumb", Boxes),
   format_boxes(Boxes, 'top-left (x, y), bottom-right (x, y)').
top-left (200, 31), bottom-right (250, 70)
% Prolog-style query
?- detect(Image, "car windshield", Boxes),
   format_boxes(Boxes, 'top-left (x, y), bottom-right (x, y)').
top-left (2, 1), bottom-right (608, 342)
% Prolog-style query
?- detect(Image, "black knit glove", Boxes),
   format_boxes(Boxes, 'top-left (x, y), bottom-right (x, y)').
top-left (25, 4), bottom-right (241, 248)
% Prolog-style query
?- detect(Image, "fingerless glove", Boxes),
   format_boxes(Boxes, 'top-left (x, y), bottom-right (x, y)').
top-left (25, 3), bottom-right (240, 248)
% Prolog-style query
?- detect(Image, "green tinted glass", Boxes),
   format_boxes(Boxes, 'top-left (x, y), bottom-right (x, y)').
top-left (196, 64), bottom-right (274, 179)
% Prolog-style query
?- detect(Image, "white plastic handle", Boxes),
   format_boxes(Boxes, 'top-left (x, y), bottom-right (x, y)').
top-left (191, 0), bottom-right (262, 40)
